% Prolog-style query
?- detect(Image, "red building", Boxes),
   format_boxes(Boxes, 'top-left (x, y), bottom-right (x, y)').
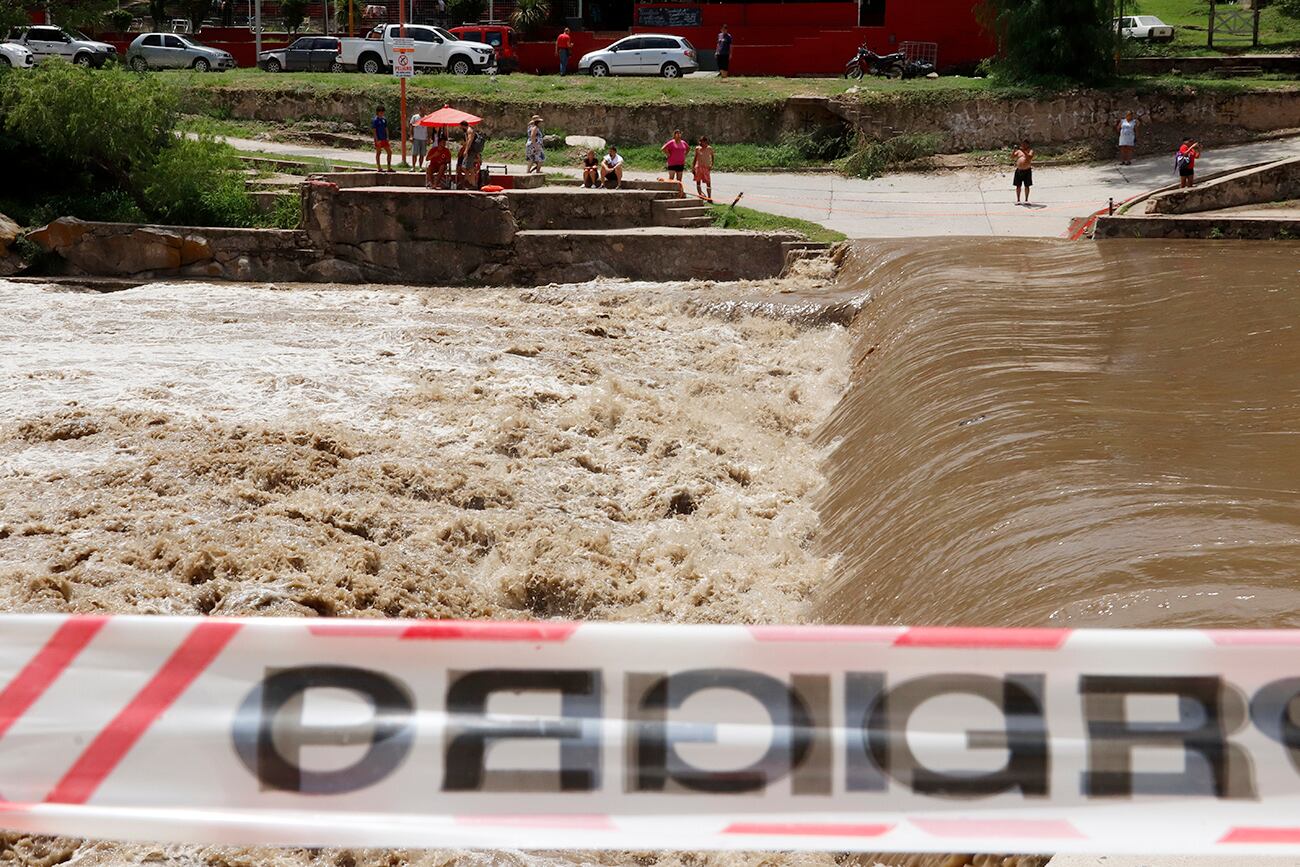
top-left (623, 1), bottom-right (994, 76)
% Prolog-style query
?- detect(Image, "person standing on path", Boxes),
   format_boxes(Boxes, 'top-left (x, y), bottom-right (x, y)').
top-left (1012, 140), bottom-right (1034, 204)
top-left (372, 106), bottom-right (393, 173)
top-left (556, 27), bottom-right (572, 76)
top-left (715, 24), bottom-right (732, 78)
top-left (457, 120), bottom-right (480, 188)
top-left (1116, 111), bottom-right (1139, 166)
top-left (692, 135), bottom-right (714, 201)
top-left (662, 129), bottom-right (689, 184)
top-left (1177, 138), bottom-right (1201, 188)
top-left (410, 109), bottom-right (427, 172)
top-left (526, 115), bottom-right (546, 174)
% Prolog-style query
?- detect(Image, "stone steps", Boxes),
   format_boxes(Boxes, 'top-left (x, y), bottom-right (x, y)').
top-left (652, 198), bottom-right (716, 229)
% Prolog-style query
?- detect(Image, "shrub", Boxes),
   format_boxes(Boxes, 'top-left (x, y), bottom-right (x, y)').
top-left (1279, 0), bottom-right (1300, 20)
top-left (0, 60), bottom-right (177, 183)
top-left (135, 137), bottom-right (257, 227)
top-left (841, 133), bottom-right (941, 179)
top-left (108, 8), bottom-right (135, 31)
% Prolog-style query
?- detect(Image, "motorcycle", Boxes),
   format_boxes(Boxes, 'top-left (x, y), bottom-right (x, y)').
top-left (900, 58), bottom-right (936, 79)
top-left (843, 45), bottom-right (906, 80)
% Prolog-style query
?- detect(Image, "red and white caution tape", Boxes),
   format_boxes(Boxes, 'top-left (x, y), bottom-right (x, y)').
top-left (4, 615), bottom-right (1300, 853)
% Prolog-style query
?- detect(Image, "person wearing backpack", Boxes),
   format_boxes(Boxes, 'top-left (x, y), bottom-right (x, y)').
top-left (1176, 138), bottom-right (1201, 188)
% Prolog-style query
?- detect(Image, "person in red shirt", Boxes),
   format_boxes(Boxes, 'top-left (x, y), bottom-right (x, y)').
top-left (661, 128), bottom-right (689, 184)
top-left (1177, 138), bottom-right (1201, 188)
top-left (425, 134), bottom-right (452, 189)
top-left (556, 27), bottom-right (572, 76)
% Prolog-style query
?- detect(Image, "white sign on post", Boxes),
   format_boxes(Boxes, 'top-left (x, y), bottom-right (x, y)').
top-left (391, 37), bottom-right (415, 78)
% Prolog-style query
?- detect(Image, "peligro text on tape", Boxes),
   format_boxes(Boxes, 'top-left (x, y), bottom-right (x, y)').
top-left (6, 615), bottom-right (1300, 853)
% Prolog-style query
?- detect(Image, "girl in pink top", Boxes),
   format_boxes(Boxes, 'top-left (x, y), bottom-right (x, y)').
top-left (662, 129), bottom-right (689, 182)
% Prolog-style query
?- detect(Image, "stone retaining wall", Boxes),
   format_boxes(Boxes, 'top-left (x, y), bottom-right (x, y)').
top-left (1094, 214), bottom-right (1300, 240)
top-left (189, 84), bottom-right (1300, 153)
top-left (30, 186), bottom-right (798, 285)
top-left (1146, 156), bottom-right (1300, 214)
top-left (838, 88), bottom-right (1300, 153)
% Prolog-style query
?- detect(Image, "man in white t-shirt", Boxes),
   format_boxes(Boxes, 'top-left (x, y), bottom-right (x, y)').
top-left (601, 145), bottom-right (624, 189)
top-left (410, 110), bottom-right (427, 171)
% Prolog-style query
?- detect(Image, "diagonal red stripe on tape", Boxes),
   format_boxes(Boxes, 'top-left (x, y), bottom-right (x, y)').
top-left (912, 818), bottom-right (1084, 839)
top-left (895, 627), bottom-right (1070, 650)
top-left (724, 823), bottom-right (894, 837)
top-left (1221, 827), bottom-right (1300, 844)
top-left (45, 621), bottom-right (241, 805)
top-left (401, 621), bottom-right (578, 641)
top-left (0, 617), bottom-right (106, 741)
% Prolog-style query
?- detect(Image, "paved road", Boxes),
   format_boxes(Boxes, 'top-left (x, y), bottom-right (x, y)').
top-left (217, 133), bottom-right (1300, 239)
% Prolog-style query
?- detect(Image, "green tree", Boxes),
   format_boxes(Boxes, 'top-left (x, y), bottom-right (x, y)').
top-left (1277, 0), bottom-right (1300, 19)
top-left (0, 61), bottom-right (178, 184)
top-left (0, 0), bottom-right (28, 35)
top-left (281, 0), bottom-right (309, 32)
top-left (978, 0), bottom-right (1116, 83)
top-left (511, 0), bottom-right (551, 34)
top-left (47, 0), bottom-right (118, 31)
top-left (180, 0), bottom-right (212, 31)
top-left (149, 0), bottom-right (170, 29)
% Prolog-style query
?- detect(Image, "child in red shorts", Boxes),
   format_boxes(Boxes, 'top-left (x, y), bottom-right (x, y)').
top-left (692, 135), bottom-right (714, 201)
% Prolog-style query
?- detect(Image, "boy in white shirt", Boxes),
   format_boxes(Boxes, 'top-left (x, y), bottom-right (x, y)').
top-left (410, 110), bottom-right (427, 171)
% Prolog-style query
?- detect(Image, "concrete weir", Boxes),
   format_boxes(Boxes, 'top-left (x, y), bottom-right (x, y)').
top-left (28, 173), bottom-right (812, 285)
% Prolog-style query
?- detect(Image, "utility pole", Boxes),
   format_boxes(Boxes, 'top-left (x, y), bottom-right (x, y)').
top-left (400, 0), bottom-right (408, 167)
top-left (254, 0), bottom-right (261, 58)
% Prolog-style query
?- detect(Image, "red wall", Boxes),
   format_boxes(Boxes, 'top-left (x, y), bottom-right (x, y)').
top-left (620, 1), bottom-right (995, 75)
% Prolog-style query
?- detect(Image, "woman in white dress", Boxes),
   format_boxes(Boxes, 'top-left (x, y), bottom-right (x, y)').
top-left (1116, 111), bottom-right (1139, 166)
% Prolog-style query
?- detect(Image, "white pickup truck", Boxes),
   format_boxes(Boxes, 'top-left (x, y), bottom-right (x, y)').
top-left (337, 24), bottom-right (495, 75)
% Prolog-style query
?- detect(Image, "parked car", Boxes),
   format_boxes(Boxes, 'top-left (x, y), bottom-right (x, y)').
top-left (4, 25), bottom-right (117, 67)
top-left (258, 36), bottom-right (342, 72)
top-left (127, 33), bottom-right (235, 71)
top-left (449, 24), bottom-right (517, 73)
top-left (0, 41), bottom-right (34, 69)
top-left (1114, 15), bottom-right (1176, 42)
top-left (578, 34), bottom-right (696, 78)
top-left (337, 24), bottom-right (494, 74)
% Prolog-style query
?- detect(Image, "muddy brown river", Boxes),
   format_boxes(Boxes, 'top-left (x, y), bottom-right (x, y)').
top-left (1, 238), bottom-right (1298, 866)
top-left (817, 239), bottom-right (1300, 629)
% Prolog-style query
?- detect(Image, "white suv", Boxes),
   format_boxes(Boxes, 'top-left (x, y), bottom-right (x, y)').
top-left (5, 26), bottom-right (117, 67)
top-left (579, 34), bottom-right (697, 78)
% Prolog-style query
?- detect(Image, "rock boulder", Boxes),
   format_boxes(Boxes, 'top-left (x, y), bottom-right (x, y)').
top-left (0, 212), bottom-right (21, 277)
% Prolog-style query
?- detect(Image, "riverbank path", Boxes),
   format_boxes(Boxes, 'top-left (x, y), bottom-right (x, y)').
top-left (213, 132), bottom-right (1300, 239)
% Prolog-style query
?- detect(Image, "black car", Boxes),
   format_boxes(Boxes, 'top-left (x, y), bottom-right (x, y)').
top-left (258, 36), bottom-right (341, 73)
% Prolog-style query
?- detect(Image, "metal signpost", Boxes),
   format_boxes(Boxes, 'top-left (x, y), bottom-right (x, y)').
top-left (393, 29), bottom-right (413, 167)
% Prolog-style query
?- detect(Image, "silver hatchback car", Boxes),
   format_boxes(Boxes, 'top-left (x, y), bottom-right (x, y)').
top-left (578, 34), bottom-right (697, 78)
top-left (127, 33), bottom-right (235, 72)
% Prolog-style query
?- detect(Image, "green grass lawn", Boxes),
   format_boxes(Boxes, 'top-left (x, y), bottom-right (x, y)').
top-left (171, 67), bottom-right (900, 105)
top-left (1128, 0), bottom-right (1300, 52)
top-left (711, 204), bottom-right (846, 245)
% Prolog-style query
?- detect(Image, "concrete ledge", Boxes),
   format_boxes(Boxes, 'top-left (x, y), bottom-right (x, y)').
top-left (505, 189), bottom-right (678, 230)
top-left (1147, 156), bottom-right (1300, 214)
top-left (1094, 213), bottom-right (1300, 240)
top-left (508, 228), bottom-right (800, 283)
